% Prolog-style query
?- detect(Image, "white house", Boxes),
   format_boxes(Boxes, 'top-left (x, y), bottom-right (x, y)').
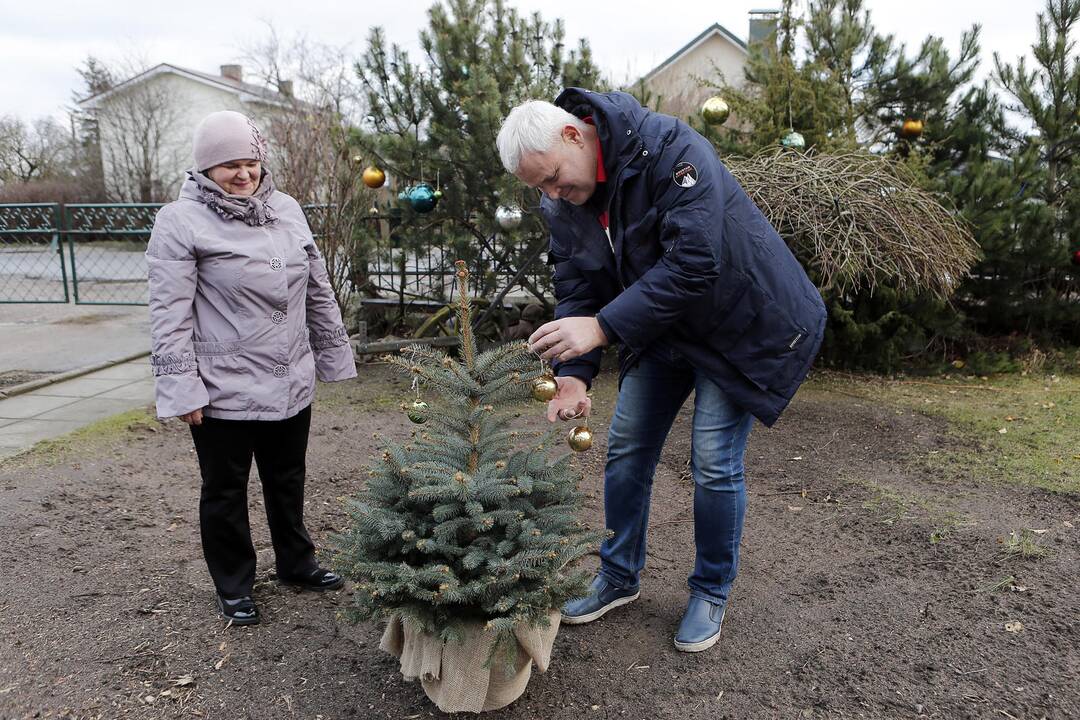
top-left (78, 64), bottom-right (292, 201)
top-left (637, 10), bottom-right (779, 120)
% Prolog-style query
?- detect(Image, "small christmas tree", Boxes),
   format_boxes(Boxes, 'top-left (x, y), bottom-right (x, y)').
top-left (333, 261), bottom-right (605, 662)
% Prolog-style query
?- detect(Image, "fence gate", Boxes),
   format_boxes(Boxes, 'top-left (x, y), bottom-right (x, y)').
top-left (66, 204), bottom-right (161, 305)
top-left (0, 203), bottom-right (69, 304)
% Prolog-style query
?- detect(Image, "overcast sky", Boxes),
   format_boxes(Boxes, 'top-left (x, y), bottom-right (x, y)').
top-left (0, 0), bottom-right (1044, 123)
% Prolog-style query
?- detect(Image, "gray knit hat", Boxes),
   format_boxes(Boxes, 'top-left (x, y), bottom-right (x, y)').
top-left (192, 110), bottom-right (269, 171)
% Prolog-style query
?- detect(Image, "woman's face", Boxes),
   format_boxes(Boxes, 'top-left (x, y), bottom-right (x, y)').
top-left (207, 159), bottom-right (262, 196)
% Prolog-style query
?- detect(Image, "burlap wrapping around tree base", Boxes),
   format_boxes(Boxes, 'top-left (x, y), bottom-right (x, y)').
top-left (379, 611), bottom-right (561, 713)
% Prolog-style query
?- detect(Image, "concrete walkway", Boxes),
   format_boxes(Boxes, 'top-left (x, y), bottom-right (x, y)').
top-left (0, 357), bottom-right (155, 460)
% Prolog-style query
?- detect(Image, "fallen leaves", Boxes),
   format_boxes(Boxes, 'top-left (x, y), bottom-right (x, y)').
top-left (1004, 621), bottom-right (1024, 633)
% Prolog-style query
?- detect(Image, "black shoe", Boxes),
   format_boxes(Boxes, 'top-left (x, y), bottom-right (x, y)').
top-left (217, 594), bottom-right (260, 625)
top-left (280, 567), bottom-right (345, 592)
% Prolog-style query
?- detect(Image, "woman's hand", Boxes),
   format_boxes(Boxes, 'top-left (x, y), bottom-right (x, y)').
top-left (178, 409), bottom-right (204, 426)
top-left (545, 376), bottom-right (591, 423)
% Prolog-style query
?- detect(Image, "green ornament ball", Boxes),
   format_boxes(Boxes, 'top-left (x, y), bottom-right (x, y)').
top-left (780, 131), bottom-right (806, 150)
top-left (407, 399), bottom-right (428, 424)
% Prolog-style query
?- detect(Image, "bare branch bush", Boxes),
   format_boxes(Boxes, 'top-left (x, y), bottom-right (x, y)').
top-left (726, 148), bottom-right (981, 299)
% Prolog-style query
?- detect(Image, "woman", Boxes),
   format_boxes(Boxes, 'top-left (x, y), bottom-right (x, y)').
top-left (147, 110), bottom-right (357, 625)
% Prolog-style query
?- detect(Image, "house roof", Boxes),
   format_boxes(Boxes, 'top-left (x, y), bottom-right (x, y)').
top-left (77, 63), bottom-right (292, 109)
top-left (640, 22), bottom-right (748, 84)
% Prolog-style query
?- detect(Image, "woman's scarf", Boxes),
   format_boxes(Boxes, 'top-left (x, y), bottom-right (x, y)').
top-left (187, 167), bottom-right (278, 226)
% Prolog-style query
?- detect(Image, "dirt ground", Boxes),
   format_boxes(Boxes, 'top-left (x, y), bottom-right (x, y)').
top-left (0, 361), bottom-right (1077, 720)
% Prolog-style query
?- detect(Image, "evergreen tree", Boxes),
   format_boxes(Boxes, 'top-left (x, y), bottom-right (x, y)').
top-left (703, 0), bottom-right (997, 370)
top-left (333, 261), bottom-right (606, 655)
top-left (988, 0), bottom-right (1080, 341)
top-left (352, 0), bottom-right (605, 327)
top-left (68, 56), bottom-right (114, 198)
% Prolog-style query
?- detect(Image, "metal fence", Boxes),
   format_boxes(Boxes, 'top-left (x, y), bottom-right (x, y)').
top-left (0, 204), bottom-right (68, 303)
top-left (1, 203), bottom-right (550, 306)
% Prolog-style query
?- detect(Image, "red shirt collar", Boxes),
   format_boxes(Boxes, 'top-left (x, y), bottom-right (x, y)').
top-left (583, 116), bottom-right (607, 183)
top-left (583, 116), bottom-right (609, 229)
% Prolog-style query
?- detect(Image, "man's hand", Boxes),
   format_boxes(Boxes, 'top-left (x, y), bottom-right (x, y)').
top-left (528, 316), bottom-right (608, 363)
top-left (178, 409), bottom-right (204, 426)
top-left (545, 376), bottom-right (591, 423)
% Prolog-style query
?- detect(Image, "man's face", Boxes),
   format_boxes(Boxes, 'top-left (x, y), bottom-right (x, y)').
top-left (514, 126), bottom-right (597, 205)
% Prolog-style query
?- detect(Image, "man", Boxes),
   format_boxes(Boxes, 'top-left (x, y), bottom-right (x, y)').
top-left (496, 90), bottom-right (826, 652)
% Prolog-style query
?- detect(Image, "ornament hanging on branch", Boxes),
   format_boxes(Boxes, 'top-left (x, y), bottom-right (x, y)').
top-left (900, 118), bottom-right (924, 139)
top-left (362, 165), bottom-right (387, 189)
top-left (406, 399), bottom-right (428, 424)
top-left (408, 183), bottom-right (438, 213)
top-left (780, 131), bottom-right (806, 150)
top-left (496, 205), bottom-right (523, 230)
top-left (567, 423), bottom-right (593, 452)
top-left (531, 374), bottom-right (557, 402)
top-left (701, 96), bottom-right (731, 126)
top-left (1071, 249), bottom-right (1080, 267)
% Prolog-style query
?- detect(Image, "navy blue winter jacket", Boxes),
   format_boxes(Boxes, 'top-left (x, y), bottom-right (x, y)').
top-left (544, 89), bottom-right (826, 426)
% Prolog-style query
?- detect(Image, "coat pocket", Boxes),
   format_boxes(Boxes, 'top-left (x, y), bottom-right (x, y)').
top-left (702, 279), bottom-right (809, 392)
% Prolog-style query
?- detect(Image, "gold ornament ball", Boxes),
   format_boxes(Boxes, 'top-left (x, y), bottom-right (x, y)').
top-left (531, 375), bottom-right (558, 402)
top-left (362, 165), bottom-right (387, 189)
top-left (567, 425), bottom-right (593, 452)
top-left (407, 399), bottom-right (428, 424)
top-left (701, 96), bottom-right (731, 125)
top-left (901, 118), bottom-right (924, 139)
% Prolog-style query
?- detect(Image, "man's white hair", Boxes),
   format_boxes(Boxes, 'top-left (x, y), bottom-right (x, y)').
top-left (496, 100), bottom-right (588, 174)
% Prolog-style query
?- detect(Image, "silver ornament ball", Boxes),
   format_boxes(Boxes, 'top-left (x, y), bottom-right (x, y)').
top-left (495, 205), bottom-right (523, 230)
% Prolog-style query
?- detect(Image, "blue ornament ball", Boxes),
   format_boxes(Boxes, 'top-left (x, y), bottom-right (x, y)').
top-left (408, 183), bottom-right (438, 213)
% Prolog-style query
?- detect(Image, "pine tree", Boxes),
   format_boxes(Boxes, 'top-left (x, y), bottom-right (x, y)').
top-left (333, 261), bottom-right (606, 657)
top-left (988, 0), bottom-right (1080, 341)
top-left (699, 0), bottom-right (987, 370)
top-left (351, 0), bottom-right (605, 326)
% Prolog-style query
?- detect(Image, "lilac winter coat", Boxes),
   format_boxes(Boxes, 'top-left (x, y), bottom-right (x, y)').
top-left (147, 178), bottom-right (356, 420)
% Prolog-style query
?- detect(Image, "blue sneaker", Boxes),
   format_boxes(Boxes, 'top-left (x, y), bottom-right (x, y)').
top-left (674, 596), bottom-right (726, 652)
top-left (562, 575), bottom-right (640, 625)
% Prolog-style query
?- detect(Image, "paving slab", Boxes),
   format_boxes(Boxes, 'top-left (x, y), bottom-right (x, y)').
top-left (0, 394), bottom-right (80, 419)
top-left (34, 396), bottom-right (146, 423)
top-left (30, 376), bottom-right (134, 398)
top-left (97, 379), bottom-right (157, 402)
top-left (0, 418), bottom-right (88, 448)
top-left (81, 362), bottom-right (153, 382)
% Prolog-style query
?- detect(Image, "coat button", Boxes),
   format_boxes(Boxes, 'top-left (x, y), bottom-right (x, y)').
top-left (270, 257), bottom-right (284, 271)
top-left (626, 129), bottom-right (632, 135)
top-left (641, 150), bottom-right (649, 156)
top-left (272, 364), bottom-right (288, 378)
top-left (271, 310), bottom-right (286, 324)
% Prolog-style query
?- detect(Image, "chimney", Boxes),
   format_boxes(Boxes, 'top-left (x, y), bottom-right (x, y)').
top-left (748, 9), bottom-right (781, 49)
top-left (278, 79), bottom-right (294, 97)
top-left (220, 64), bottom-right (243, 82)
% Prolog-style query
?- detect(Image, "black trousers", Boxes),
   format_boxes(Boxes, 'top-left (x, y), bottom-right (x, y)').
top-left (189, 405), bottom-right (317, 598)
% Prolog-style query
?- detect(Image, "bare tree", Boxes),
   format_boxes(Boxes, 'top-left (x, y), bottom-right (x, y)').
top-left (242, 26), bottom-right (377, 310)
top-left (0, 115), bottom-right (72, 185)
top-left (82, 58), bottom-right (186, 202)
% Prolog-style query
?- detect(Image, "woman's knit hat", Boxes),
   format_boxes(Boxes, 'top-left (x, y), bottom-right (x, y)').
top-left (192, 110), bottom-right (269, 171)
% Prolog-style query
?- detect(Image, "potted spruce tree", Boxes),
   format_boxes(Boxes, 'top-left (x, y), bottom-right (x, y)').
top-left (333, 261), bottom-right (606, 713)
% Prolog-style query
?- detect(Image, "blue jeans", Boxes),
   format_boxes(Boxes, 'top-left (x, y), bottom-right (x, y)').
top-left (599, 349), bottom-right (753, 604)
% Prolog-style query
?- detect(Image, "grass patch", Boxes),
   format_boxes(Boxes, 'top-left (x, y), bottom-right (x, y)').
top-left (5, 406), bottom-right (158, 467)
top-left (1001, 529), bottom-right (1050, 559)
top-left (808, 371), bottom-right (1080, 495)
top-left (858, 479), bottom-right (970, 544)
